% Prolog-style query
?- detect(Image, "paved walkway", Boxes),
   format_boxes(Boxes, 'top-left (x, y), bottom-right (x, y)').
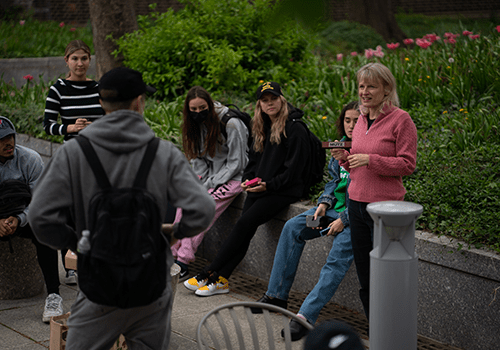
top-left (0, 256), bottom-right (461, 350)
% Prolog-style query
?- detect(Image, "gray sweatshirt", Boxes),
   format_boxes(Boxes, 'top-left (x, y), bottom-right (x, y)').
top-left (191, 102), bottom-right (249, 190)
top-left (28, 109), bottom-right (215, 251)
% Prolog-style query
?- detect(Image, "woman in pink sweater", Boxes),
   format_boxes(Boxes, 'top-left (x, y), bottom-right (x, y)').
top-left (332, 62), bottom-right (417, 326)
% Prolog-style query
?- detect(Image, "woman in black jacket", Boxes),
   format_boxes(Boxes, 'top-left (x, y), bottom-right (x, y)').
top-left (184, 82), bottom-right (311, 296)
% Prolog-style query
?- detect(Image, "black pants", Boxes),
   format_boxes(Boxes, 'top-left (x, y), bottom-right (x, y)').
top-left (348, 199), bottom-right (374, 320)
top-left (207, 193), bottom-right (298, 279)
top-left (17, 224), bottom-right (60, 295)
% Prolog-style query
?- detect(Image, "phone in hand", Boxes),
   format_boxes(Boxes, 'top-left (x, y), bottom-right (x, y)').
top-left (306, 215), bottom-right (331, 228)
top-left (319, 227), bottom-right (330, 236)
top-left (246, 177), bottom-right (262, 187)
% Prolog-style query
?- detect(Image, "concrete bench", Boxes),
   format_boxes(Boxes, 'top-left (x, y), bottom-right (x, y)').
top-left (199, 192), bottom-right (500, 350)
top-left (0, 237), bottom-right (45, 299)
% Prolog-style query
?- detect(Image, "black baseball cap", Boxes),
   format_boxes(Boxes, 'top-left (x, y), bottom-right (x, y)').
top-left (303, 320), bottom-right (364, 350)
top-left (0, 117), bottom-right (16, 139)
top-left (256, 81), bottom-right (283, 100)
top-left (99, 67), bottom-right (156, 102)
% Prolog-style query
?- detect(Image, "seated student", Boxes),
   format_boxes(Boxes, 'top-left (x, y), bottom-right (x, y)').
top-left (184, 82), bottom-right (311, 296)
top-left (250, 102), bottom-right (360, 341)
top-left (0, 116), bottom-right (63, 323)
top-left (170, 86), bottom-right (249, 280)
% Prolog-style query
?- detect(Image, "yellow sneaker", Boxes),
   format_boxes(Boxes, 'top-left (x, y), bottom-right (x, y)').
top-left (184, 271), bottom-right (210, 291)
top-left (195, 275), bottom-right (229, 296)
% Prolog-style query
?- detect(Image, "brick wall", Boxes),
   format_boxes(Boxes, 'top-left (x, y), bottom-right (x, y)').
top-left (9, 0), bottom-right (500, 25)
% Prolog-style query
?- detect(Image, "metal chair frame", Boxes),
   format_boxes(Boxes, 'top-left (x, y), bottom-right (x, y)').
top-left (196, 301), bottom-right (313, 350)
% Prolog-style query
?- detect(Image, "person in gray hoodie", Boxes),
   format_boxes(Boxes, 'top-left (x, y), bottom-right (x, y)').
top-left (29, 67), bottom-right (215, 350)
top-left (0, 116), bottom-right (63, 323)
top-left (171, 86), bottom-right (249, 280)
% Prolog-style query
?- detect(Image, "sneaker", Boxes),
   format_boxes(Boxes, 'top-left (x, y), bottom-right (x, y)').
top-left (251, 294), bottom-right (288, 314)
top-left (281, 319), bottom-right (310, 341)
top-left (175, 261), bottom-right (190, 283)
top-left (195, 275), bottom-right (229, 297)
top-left (184, 270), bottom-right (210, 291)
top-left (42, 293), bottom-right (63, 323)
top-left (65, 270), bottom-right (77, 285)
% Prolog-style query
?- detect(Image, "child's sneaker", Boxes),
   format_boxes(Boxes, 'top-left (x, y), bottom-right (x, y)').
top-left (184, 270), bottom-right (210, 291)
top-left (195, 275), bottom-right (229, 297)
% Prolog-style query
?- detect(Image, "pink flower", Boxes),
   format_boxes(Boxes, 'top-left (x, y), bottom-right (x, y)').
top-left (416, 38), bottom-right (432, 49)
top-left (386, 42), bottom-right (400, 50)
top-left (462, 30), bottom-right (473, 36)
top-left (23, 75), bottom-right (34, 81)
top-left (59, 22), bottom-right (65, 28)
top-left (496, 25), bottom-right (500, 33)
top-left (444, 38), bottom-right (456, 45)
top-left (336, 53), bottom-right (343, 61)
top-left (403, 38), bottom-right (414, 45)
top-left (70, 27), bottom-right (76, 32)
top-left (350, 52), bottom-right (358, 57)
top-left (19, 20), bottom-right (25, 26)
top-left (444, 32), bottom-right (459, 40)
top-left (469, 34), bottom-right (480, 40)
top-left (373, 46), bottom-right (384, 58)
top-left (365, 49), bottom-right (374, 59)
top-left (423, 34), bottom-right (440, 43)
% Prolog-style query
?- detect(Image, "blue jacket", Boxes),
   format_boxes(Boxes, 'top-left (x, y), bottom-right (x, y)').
top-left (317, 157), bottom-right (350, 227)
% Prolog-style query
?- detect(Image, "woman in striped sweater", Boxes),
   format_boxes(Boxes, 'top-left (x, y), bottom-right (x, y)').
top-left (42, 40), bottom-right (105, 284)
top-left (43, 40), bottom-right (104, 142)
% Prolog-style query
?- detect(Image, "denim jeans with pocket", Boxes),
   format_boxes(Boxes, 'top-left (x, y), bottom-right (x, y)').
top-left (266, 207), bottom-right (354, 324)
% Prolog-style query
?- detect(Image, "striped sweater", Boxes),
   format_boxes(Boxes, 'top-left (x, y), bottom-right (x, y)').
top-left (43, 79), bottom-right (105, 141)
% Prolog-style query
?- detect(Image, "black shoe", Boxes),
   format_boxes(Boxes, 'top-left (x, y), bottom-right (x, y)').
top-left (175, 261), bottom-right (190, 282)
top-left (281, 319), bottom-right (310, 341)
top-left (250, 294), bottom-right (288, 314)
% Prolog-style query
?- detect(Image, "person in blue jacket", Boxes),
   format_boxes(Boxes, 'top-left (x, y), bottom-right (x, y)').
top-left (251, 101), bottom-right (360, 341)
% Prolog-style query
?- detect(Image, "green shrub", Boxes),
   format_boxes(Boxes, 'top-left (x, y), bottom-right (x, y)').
top-left (319, 21), bottom-right (385, 55)
top-left (0, 18), bottom-right (94, 58)
top-left (115, 0), bottom-right (317, 98)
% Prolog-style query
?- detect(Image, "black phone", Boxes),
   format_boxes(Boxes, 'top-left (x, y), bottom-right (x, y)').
top-left (306, 215), bottom-right (331, 228)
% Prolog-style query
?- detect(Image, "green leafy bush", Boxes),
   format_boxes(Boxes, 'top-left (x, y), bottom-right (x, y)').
top-left (0, 18), bottom-right (94, 58)
top-left (115, 0), bottom-right (317, 98)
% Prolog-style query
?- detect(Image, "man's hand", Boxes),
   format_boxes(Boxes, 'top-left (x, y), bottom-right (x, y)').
top-left (0, 216), bottom-right (18, 237)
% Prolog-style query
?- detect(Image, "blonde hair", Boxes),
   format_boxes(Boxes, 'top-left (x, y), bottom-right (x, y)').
top-left (357, 63), bottom-right (399, 115)
top-left (252, 95), bottom-right (289, 153)
top-left (64, 40), bottom-right (91, 78)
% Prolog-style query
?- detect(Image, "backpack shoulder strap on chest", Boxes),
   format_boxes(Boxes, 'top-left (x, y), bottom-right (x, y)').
top-left (76, 136), bottom-right (160, 190)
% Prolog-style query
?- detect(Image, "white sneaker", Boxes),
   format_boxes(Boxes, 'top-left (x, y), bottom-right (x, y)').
top-left (42, 293), bottom-right (63, 323)
top-left (195, 275), bottom-right (229, 297)
top-left (184, 271), bottom-right (210, 291)
top-left (65, 270), bottom-right (77, 285)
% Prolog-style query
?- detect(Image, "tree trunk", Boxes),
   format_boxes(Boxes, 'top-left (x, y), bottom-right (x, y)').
top-left (348, 0), bottom-right (406, 43)
top-left (87, 0), bottom-right (138, 80)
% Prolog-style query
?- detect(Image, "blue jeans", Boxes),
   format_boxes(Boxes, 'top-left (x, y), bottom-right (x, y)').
top-left (266, 207), bottom-right (354, 324)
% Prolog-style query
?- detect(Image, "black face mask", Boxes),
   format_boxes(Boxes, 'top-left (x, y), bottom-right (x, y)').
top-left (189, 109), bottom-right (209, 123)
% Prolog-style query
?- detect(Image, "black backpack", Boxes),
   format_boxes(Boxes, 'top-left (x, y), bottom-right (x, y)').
top-left (292, 119), bottom-right (327, 197)
top-left (75, 136), bottom-right (167, 308)
top-left (220, 104), bottom-right (253, 149)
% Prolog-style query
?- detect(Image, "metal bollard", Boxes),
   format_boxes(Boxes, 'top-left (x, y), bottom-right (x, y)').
top-left (367, 201), bottom-right (423, 350)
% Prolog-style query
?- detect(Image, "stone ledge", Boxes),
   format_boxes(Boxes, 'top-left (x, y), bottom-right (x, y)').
top-left (17, 135), bottom-right (500, 350)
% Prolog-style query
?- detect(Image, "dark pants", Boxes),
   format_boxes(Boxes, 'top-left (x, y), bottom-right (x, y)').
top-left (207, 194), bottom-right (298, 279)
top-left (17, 224), bottom-right (60, 295)
top-left (348, 199), bottom-right (374, 320)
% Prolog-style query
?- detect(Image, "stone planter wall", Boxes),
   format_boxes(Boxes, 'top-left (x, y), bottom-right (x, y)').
top-left (17, 134), bottom-right (500, 350)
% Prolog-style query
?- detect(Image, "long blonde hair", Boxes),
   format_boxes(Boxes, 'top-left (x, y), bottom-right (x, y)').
top-left (357, 62), bottom-right (399, 115)
top-left (252, 95), bottom-right (289, 153)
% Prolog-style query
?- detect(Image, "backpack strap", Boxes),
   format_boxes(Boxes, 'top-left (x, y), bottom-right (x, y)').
top-left (133, 137), bottom-right (160, 189)
top-left (76, 136), bottom-right (112, 190)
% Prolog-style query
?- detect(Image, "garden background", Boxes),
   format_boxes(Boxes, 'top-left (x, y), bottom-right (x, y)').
top-left (1, 0), bottom-right (499, 253)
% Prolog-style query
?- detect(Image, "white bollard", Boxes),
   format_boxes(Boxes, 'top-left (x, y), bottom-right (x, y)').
top-left (367, 201), bottom-right (423, 350)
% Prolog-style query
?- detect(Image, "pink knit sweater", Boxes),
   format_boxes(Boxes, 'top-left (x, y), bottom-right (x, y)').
top-left (340, 107), bottom-right (417, 203)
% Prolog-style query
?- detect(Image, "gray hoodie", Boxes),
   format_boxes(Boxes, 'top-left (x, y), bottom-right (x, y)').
top-left (28, 110), bottom-right (215, 252)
